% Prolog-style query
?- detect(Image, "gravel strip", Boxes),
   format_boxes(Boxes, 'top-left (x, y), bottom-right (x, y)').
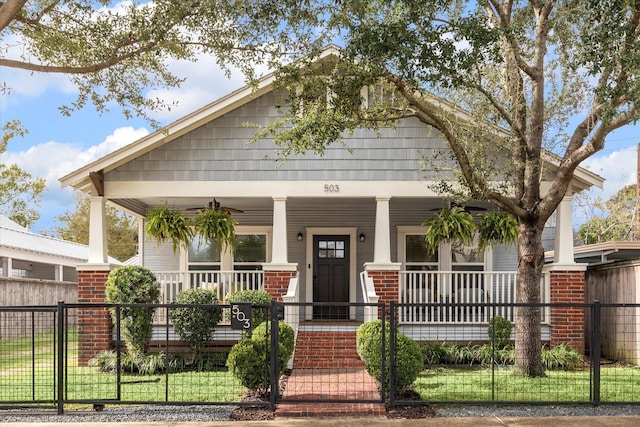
top-left (2, 403), bottom-right (640, 423)
top-left (0, 405), bottom-right (237, 423)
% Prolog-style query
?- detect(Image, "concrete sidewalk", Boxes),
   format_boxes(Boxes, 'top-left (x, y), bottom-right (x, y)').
top-left (4, 417), bottom-right (640, 427)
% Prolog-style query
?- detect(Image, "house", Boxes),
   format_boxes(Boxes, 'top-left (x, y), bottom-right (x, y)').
top-left (1, 214), bottom-right (89, 282)
top-left (60, 47), bottom-right (604, 363)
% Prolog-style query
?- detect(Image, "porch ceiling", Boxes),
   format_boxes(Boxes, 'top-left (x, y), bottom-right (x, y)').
top-left (111, 196), bottom-right (494, 218)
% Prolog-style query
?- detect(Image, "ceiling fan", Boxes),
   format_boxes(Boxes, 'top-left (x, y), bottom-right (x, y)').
top-left (429, 201), bottom-right (487, 214)
top-left (185, 198), bottom-right (244, 214)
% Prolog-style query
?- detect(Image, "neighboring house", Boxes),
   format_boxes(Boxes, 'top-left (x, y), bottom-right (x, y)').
top-left (0, 214), bottom-right (103, 282)
top-left (60, 47), bottom-right (603, 362)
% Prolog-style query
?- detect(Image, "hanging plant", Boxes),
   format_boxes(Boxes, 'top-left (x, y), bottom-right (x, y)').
top-left (145, 207), bottom-right (193, 253)
top-left (477, 211), bottom-right (518, 251)
top-left (192, 208), bottom-right (237, 251)
top-left (422, 206), bottom-right (475, 254)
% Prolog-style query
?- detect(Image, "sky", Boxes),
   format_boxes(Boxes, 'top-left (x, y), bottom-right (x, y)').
top-left (0, 54), bottom-right (639, 235)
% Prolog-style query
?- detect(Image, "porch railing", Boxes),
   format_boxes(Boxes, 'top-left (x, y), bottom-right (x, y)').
top-left (155, 270), bottom-right (264, 304)
top-left (399, 271), bottom-right (550, 324)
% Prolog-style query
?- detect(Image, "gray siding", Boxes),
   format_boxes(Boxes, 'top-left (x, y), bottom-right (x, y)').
top-left (106, 90), bottom-right (455, 183)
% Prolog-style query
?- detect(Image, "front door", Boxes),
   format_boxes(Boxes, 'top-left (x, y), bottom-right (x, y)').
top-left (313, 235), bottom-right (350, 319)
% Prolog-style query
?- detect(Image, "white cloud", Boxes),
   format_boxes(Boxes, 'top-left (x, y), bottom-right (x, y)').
top-left (0, 126), bottom-right (149, 232)
top-left (581, 147), bottom-right (637, 200)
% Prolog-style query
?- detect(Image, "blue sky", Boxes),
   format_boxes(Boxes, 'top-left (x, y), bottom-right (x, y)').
top-left (0, 53), bottom-right (638, 235)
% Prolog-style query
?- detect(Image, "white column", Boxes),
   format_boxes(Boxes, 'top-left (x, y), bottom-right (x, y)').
top-left (374, 196), bottom-right (392, 264)
top-left (554, 193), bottom-right (575, 264)
top-left (1, 257), bottom-right (12, 277)
top-left (55, 265), bottom-right (64, 281)
top-left (272, 196), bottom-right (289, 264)
top-left (89, 196), bottom-right (109, 264)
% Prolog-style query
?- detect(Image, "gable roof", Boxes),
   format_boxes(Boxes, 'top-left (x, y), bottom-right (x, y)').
top-left (60, 45), bottom-right (603, 194)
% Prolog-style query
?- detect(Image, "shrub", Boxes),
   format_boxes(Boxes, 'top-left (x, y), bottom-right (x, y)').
top-left (542, 344), bottom-right (583, 370)
top-left (356, 320), bottom-right (422, 392)
top-left (226, 289), bottom-right (272, 327)
top-left (105, 266), bottom-right (160, 355)
top-left (227, 320), bottom-right (294, 395)
top-left (89, 350), bottom-right (166, 375)
top-left (252, 321), bottom-right (295, 361)
top-left (488, 316), bottom-right (512, 349)
top-left (170, 288), bottom-right (222, 369)
top-left (474, 344), bottom-right (515, 366)
top-left (420, 342), bottom-right (447, 365)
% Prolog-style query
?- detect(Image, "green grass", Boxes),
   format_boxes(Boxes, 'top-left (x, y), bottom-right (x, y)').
top-left (414, 366), bottom-right (640, 403)
top-left (0, 330), bottom-right (245, 404)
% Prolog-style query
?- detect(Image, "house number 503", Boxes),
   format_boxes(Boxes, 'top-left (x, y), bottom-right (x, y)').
top-left (324, 184), bottom-right (340, 193)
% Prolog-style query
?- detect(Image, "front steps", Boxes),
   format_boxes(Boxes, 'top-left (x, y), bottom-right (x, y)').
top-left (275, 325), bottom-right (386, 418)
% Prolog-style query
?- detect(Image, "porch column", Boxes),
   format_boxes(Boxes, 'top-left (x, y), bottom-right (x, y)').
top-left (88, 196), bottom-right (108, 264)
top-left (55, 265), bottom-right (64, 281)
top-left (544, 265), bottom-right (587, 355)
top-left (1, 257), bottom-right (11, 277)
top-left (373, 196), bottom-right (392, 264)
top-left (554, 193), bottom-right (575, 265)
top-left (263, 196), bottom-right (297, 301)
top-left (365, 196), bottom-right (401, 308)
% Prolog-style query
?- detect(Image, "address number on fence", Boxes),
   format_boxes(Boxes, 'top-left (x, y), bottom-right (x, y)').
top-left (231, 303), bottom-right (252, 330)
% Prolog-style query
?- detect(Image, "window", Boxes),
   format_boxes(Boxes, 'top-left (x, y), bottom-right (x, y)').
top-left (405, 234), bottom-right (438, 271)
top-left (234, 234), bottom-right (267, 271)
top-left (187, 235), bottom-right (221, 271)
top-left (317, 239), bottom-right (345, 259)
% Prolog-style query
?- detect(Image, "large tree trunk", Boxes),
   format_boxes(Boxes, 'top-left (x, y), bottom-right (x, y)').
top-left (514, 220), bottom-right (546, 377)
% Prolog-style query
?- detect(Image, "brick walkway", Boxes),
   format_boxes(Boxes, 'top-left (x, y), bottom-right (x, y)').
top-left (275, 367), bottom-right (386, 417)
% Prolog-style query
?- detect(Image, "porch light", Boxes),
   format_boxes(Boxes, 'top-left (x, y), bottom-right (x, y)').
top-left (297, 232), bottom-right (304, 241)
top-left (359, 233), bottom-right (366, 242)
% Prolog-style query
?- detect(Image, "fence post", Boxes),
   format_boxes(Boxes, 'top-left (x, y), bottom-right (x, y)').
top-left (389, 302), bottom-right (396, 406)
top-left (269, 300), bottom-right (280, 411)
top-left (57, 301), bottom-right (65, 415)
top-left (591, 300), bottom-right (601, 405)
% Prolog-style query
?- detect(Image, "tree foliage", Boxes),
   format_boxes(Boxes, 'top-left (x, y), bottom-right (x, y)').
top-left (54, 192), bottom-right (138, 262)
top-left (229, 0), bottom-right (640, 377)
top-left (0, 120), bottom-right (46, 228)
top-left (1, 0), bottom-right (292, 125)
top-left (577, 185), bottom-right (638, 244)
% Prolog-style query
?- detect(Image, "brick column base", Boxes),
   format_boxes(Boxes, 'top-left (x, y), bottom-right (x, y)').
top-left (549, 269), bottom-right (586, 354)
top-left (366, 270), bottom-right (399, 319)
top-left (77, 269), bottom-right (112, 366)
top-left (263, 270), bottom-right (297, 302)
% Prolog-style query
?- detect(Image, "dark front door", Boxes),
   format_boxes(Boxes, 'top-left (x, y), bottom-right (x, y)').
top-left (313, 235), bottom-right (350, 319)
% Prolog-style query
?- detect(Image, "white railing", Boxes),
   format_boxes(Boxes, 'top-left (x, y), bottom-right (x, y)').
top-left (155, 270), bottom-right (264, 304)
top-left (399, 271), bottom-right (549, 324)
top-left (359, 271), bottom-right (379, 322)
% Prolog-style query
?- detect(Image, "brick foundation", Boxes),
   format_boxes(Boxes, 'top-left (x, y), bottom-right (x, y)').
top-left (263, 270), bottom-right (297, 301)
top-left (549, 270), bottom-right (586, 354)
top-left (77, 269), bottom-right (112, 366)
top-left (366, 270), bottom-right (399, 318)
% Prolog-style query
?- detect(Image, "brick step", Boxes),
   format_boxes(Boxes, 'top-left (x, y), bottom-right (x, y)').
top-left (275, 402), bottom-right (386, 418)
top-left (292, 331), bottom-right (362, 368)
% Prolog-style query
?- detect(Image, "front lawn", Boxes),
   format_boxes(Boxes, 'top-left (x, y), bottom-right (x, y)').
top-left (413, 365), bottom-right (640, 403)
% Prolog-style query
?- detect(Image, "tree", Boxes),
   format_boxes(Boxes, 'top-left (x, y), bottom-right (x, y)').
top-left (54, 192), bottom-right (138, 262)
top-left (0, 121), bottom-right (46, 228)
top-left (577, 185), bottom-right (638, 244)
top-left (1, 0), bottom-right (289, 126)
top-left (224, 0), bottom-right (640, 377)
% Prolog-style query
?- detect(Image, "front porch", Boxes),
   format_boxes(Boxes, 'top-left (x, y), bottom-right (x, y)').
top-left (153, 269), bottom-right (550, 327)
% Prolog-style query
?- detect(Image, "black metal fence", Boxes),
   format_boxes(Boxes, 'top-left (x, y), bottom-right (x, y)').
top-left (2, 300), bottom-right (640, 414)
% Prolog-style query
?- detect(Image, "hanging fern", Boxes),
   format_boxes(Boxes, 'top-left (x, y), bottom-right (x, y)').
top-left (477, 211), bottom-right (518, 251)
top-left (145, 207), bottom-right (193, 253)
top-left (192, 208), bottom-right (237, 251)
top-left (422, 206), bottom-right (475, 255)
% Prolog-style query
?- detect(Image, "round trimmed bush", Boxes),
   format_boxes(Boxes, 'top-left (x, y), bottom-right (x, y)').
top-left (105, 266), bottom-right (160, 355)
top-left (170, 288), bottom-right (222, 356)
top-left (252, 321), bottom-right (295, 361)
top-left (357, 320), bottom-right (423, 392)
top-left (226, 320), bottom-right (294, 395)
